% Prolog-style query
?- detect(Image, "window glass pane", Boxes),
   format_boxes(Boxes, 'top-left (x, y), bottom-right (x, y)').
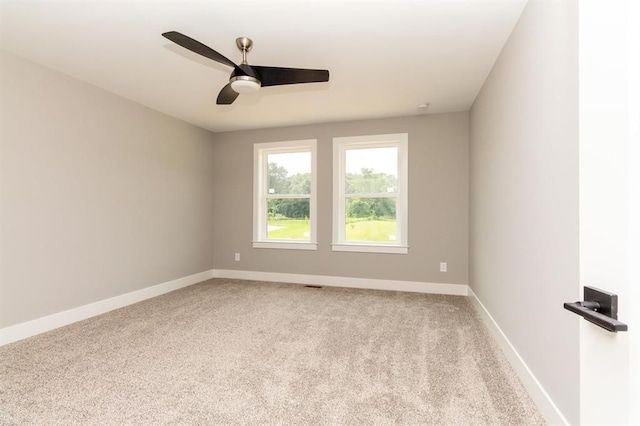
top-left (345, 147), bottom-right (397, 194)
top-left (267, 198), bottom-right (310, 240)
top-left (267, 152), bottom-right (311, 195)
top-left (345, 197), bottom-right (397, 242)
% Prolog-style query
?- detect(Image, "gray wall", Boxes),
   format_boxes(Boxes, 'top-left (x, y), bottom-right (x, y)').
top-left (0, 51), bottom-right (217, 328)
top-left (212, 113), bottom-right (469, 285)
top-left (469, 0), bottom-right (579, 423)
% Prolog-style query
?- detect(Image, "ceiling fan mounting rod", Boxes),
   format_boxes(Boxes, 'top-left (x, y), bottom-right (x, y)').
top-left (236, 37), bottom-right (253, 65)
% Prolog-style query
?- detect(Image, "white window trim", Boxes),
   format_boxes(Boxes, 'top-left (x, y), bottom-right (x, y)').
top-left (253, 139), bottom-right (317, 250)
top-left (332, 133), bottom-right (409, 254)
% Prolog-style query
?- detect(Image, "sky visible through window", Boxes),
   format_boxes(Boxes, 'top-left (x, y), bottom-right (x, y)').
top-left (271, 147), bottom-right (397, 176)
top-left (268, 152), bottom-right (310, 175)
top-left (345, 147), bottom-right (397, 176)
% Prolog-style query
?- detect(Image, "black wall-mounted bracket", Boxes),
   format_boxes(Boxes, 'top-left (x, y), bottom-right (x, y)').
top-left (564, 286), bottom-right (628, 333)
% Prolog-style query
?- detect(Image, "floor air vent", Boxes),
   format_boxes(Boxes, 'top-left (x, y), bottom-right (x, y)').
top-left (304, 285), bottom-right (323, 289)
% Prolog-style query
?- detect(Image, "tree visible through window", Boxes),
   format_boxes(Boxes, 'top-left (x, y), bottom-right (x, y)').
top-left (266, 153), bottom-right (311, 240)
top-left (333, 134), bottom-right (408, 254)
top-left (253, 140), bottom-right (317, 250)
top-left (345, 153), bottom-right (398, 242)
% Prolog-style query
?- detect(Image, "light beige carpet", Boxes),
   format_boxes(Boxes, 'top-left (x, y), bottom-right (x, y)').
top-left (0, 278), bottom-right (544, 425)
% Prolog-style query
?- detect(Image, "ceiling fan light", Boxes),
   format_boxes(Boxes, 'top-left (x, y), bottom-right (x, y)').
top-left (230, 76), bottom-right (261, 94)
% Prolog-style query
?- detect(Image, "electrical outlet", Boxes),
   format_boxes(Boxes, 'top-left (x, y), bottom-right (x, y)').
top-left (234, 253), bottom-right (240, 262)
top-left (440, 262), bottom-right (447, 272)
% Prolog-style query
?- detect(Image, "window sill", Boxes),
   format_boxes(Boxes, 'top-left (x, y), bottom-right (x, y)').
top-left (253, 241), bottom-right (318, 250)
top-left (331, 243), bottom-right (408, 254)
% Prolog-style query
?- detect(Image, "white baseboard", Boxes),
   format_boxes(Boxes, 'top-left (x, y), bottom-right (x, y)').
top-left (0, 269), bottom-right (215, 346)
top-left (468, 287), bottom-right (568, 425)
top-left (213, 269), bottom-right (468, 296)
top-left (1, 269), bottom-right (465, 346)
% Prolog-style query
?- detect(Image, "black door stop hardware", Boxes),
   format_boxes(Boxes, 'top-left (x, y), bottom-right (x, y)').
top-left (564, 286), bottom-right (628, 333)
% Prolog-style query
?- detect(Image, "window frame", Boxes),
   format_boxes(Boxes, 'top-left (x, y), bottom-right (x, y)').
top-left (332, 133), bottom-right (409, 254)
top-left (253, 139), bottom-right (317, 250)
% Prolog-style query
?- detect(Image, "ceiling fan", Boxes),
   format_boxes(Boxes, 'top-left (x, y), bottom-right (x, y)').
top-left (162, 31), bottom-right (330, 105)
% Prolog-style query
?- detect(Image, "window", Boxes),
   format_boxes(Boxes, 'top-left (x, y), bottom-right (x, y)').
top-left (253, 140), bottom-right (317, 250)
top-left (332, 134), bottom-right (408, 254)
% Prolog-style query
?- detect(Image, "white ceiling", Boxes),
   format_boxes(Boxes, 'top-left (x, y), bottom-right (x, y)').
top-left (0, 0), bottom-right (527, 133)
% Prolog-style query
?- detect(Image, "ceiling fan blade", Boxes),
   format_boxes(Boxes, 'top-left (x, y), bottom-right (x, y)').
top-left (216, 83), bottom-right (239, 105)
top-left (250, 66), bottom-right (329, 87)
top-left (162, 31), bottom-right (239, 70)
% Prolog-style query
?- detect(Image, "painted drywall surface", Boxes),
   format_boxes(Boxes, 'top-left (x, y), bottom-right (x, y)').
top-left (469, 0), bottom-right (579, 423)
top-left (212, 113), bottom-right (469, 286)
top-left (0, 51), bottom-right (217, 328)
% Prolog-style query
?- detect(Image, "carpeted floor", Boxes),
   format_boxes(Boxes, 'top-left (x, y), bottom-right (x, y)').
top-left (0, 278), bottom-right (544, 425)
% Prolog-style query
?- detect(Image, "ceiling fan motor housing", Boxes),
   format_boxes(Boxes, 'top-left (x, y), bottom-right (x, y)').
top-left (230, 64), bottom-right (261, 93)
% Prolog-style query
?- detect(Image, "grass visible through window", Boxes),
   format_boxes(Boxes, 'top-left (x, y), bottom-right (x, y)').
top-left (267, 219), bottom-right (310, 240)
top-left (345, 218), bottom-right (397, 242)
top-left (267, 218), bottom-right (397, 242)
